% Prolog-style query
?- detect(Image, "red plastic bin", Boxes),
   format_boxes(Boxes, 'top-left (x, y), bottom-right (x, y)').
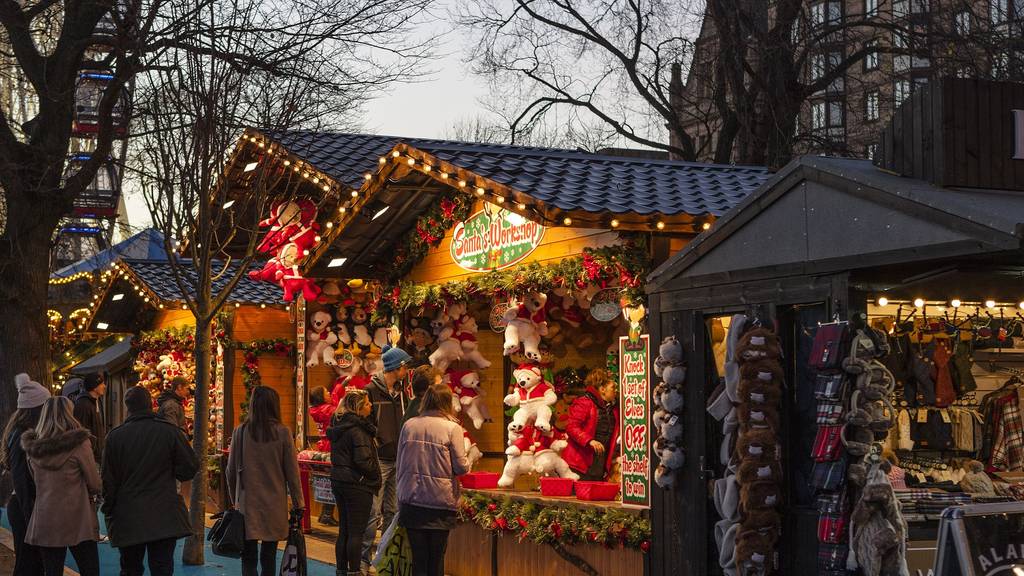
top-left (459, 471), bottom-right (499, 489)
top-left (540, 477), bottom-right (575, 497)
top-left (575, 481), bottom-right (619, 501)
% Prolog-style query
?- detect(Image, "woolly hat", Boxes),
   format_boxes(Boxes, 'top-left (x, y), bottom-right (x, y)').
top-left (16, 373), bottom-right (50, 409)
top-left (381, 345), bottom-right (412, 373)
top-left (83, 373), bottom-right (103, 392)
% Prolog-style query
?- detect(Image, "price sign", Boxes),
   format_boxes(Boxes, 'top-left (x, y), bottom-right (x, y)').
top-left (619, 334), bottom-right (651, 509)
top-left (312, 474), bottom-right (335, 505)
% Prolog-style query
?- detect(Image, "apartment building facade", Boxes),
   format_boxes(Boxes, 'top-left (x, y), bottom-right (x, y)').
top-left (673, 0), bottom-right (1021, 163)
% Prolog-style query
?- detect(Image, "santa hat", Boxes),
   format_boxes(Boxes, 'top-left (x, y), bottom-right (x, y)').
top-left (514, 364), bottom-right (542, 378)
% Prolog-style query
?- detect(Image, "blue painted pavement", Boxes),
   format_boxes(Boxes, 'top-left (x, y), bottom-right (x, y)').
top-left (2, 509), bottom-right (337, 575)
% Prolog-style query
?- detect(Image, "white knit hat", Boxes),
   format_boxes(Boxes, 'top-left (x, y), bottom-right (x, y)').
top-left (16, 373), bottom-right (50, 409)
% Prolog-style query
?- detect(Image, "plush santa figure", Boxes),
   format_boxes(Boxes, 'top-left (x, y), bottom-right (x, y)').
top-left (504, 364), bottom-right (558, 433)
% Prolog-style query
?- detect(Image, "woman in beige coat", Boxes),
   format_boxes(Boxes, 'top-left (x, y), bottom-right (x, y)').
top-left (21, 396), bottom-right (101, 576)
top-left (226, 386), bottom-right (305, 576)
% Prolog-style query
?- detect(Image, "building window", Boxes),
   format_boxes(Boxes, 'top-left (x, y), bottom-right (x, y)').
top-left (893, 0), bottom-right (908, 18)
top-left (866, 91), bottom-right (880, 121)
top-left (895, 80), bottom-right (911, 105)
top-left (810, 1), bottom-right (842, 27)
top-left (865, 0), bottom-right (878, 17)
top-left (866, 144), bottom-right (878, 161)
top-left (864, 40), bottom-right (879, 71)
top-left (955, 11), bottom-right (971, 35)
top-left (812, 101), bottom-right (826, 130)
top-left (911, 0), bottom-right (929, 13)
top-left (992, 0), bottom-right (1008, 24)
top-left (811, 54), bottom-right (826, 81)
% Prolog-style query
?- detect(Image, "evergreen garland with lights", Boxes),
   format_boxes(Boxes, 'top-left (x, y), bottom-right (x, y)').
top-left (458, 491), bottom-right (651, 553)
top-left (235, 338), bottom-right (295, 418)
top-left (380, 190), bottom-right (473, 282)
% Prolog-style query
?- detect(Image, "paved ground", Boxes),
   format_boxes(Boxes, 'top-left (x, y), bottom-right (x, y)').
top-left (0, 508), bottom-right (344, 576)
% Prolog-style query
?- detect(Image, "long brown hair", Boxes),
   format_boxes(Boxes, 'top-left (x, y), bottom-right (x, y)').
top-left (1, 406), bottom-right (43, 469)
top-left (420, 383), bottom-right (457, 420)
top-left (246, 386), bottom-right (281, 443)
top-left (35, 397), bottom-right (80, 439)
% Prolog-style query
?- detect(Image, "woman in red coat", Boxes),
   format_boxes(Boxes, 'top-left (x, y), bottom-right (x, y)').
top-left (309, 386), bottom-right (339, 526)
top-left (561, 369), bottom-right (620, 481)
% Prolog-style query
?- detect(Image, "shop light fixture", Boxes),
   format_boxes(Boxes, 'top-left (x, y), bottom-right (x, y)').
top-left (328, 257), bottom-right (348, 268)
top-left (496, 196), bottom-right (505, 204)
top-left (563, 217), bottom-right (573, 226)
top-left (877, 297), bottom-right (888, 307)
top-left (476, 187), bottom-right (485, 196)
top-left (322, 184), bottom-right (330, 192)
top-left (407, 158), bottom-right (415, 166)
top-left (458, 180), bottom-right (467, 188)
top-left (913, 298), bottom-right (925, 308)
top-left (364, 173), bottom-right (372, 181)
top-left (1019, 302), bottom-right (1024, 310)
top-left (656, 221), bottom-right (666, 230)
top-left (260, 303), bottom-right (267, 309)
top-left (351, 190), bottom-right (358, 198)
top-left (517, 203), bottom-right (526, 211)
top-left (392, 150), bottom-right (400, 158)
top-left (702, 222), bottom-right (712, 230)
top-left (611, 219), bottom-right (620, 228)
top-left (223, 200), bottom-right (235, 209)
top-left (441, 172), bottom-right (449, 180)
top-left (379, 157), bottom-right (387, 165)
top-left (372, 205), bottom-right (390, 220)
top-left (986, 300), bottom-right (997, 309)
top-left (951, 299), bottom-right (962, 308)
top-left (243, 162), bottom-right (258, 172)
top-left (97, 322), bottom-right (109, 330)
top-left (423, 164), bottom-right (432, 172)
top-left (284, 160), bottom-right (291, 166)
top-left (326, 222), bottom-right (333, 229)
top-left (234, 302), bottom-right (241, 308)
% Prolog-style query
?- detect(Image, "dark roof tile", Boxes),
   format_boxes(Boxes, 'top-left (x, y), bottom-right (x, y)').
top-left (123, 259), bottom-right (284, 304)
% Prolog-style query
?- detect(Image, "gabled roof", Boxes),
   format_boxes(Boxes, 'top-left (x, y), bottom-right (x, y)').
top-left (269, 131), bottom-right (771, 222)
top-left (122, 259), bottom-right (284, 304)
top-left (72, 336), bottom-right (133, 374)
top-left (647, 156), bottom-right (1024, 292)
top-left (51, 228), bottom-right (167, 279)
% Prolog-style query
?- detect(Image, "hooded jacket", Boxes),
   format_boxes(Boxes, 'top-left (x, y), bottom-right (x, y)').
top-left (309, 402), bottom-right (337, 452)
top-left (102, 411), bottom-right (198, 548)
top-left (561, 387), bottom-right (620, 477)
top-left (367, 374), bottom-right (406, 461)
top-left (156, 390), bottom-right (187, 431)
top-left (73, 394), bottom-right (105, 464)
top-left (22, 428), bottom-right (101, 547)
top-left (327, 412), bottom-right (382, 492)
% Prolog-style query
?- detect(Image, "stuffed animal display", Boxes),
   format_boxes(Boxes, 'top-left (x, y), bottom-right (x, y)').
top-left (653, 335), bottom-right (686, 489)
top-left (502, 292), bottom-right (548, 361)
top-left (498, 424), bottom-right (578, 487)
top-left (428, 308), bottom-right (462, 372)
top-left (448, 370), bottom-right (491, 429)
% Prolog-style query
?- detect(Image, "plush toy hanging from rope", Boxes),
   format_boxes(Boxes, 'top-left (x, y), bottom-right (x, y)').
top-left (248, 198), bottom-right (322, 302)
top-left (652, 335), bottom-right (685, 488)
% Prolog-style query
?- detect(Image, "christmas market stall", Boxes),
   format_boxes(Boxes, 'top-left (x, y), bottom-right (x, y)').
top-left (82, 257), bottom-right (296, 507)
top-left (228, 130), bottom-right (771, 575)
top-left (645, 79), bottom-right (1024, 576)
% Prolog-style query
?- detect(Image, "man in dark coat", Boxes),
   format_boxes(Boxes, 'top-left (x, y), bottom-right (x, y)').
top-left (102, 386), bottom-right (198, 576)
top-left (157, 377), bottom-right (190, 432)
top-left (73, 373), bottom-right (107, 465)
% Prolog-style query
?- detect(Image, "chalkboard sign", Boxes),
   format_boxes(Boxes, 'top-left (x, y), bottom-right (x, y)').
top-left (934, 502), bottom-right (1024, 575)
top-left (312, 474), bottom-right (335, 505)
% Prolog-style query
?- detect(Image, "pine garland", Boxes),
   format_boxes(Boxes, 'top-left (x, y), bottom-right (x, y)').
top-left (235, 338), bottom-right (295, 419)
top-left (377, 237), bottom-right (649, 316)
top-left (458, 492), bottom-right (651, 552)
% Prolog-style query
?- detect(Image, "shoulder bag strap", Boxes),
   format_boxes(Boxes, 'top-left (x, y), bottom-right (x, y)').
top-left (237, 423), bottom-right (246, 492)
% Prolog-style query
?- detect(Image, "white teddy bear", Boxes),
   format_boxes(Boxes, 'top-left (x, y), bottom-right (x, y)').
top-left (452, 311), bottom-right (492, 370)
top-left (531, 430), bottom-right (580, 480)
top-left (450, 370), bottom-right (491, 429)
top-left (502, 292), bottom-right (548, 362)
top-left (428, 309), bottom-right (462, 372)
top-left (464, 431), bottom-right (483, 471)
top-left (306, 310), bottom-right (338, 367)
top-left (504, 364), bottom-right (557, 433)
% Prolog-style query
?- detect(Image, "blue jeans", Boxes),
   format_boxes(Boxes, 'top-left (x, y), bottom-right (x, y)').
top-left (361, 459), bottom-right (397, 565)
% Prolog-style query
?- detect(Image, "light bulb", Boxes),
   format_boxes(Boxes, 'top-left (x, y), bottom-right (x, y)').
top-left (392, 150), bottom-right (400, 158)
top-left (986, 300), bottom-right (997, 309)
top-left (407, 158), bottom-right (415, 166)
top-left (476, 187), bottom-right (485, 196)
top-left (656, 221), bottom-right (666, 230)
top-left (877, 297), bottom-right (888, 307)
top-left (563, 217), bottom-right (573, 226)
top-left (914, 298), bottom-right (925, 308)
top-left (951, 299), bottom-right (962, 308)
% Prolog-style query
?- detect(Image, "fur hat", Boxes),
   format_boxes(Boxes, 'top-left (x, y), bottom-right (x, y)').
top-left (841, 424), bottom-right (874, 457)
top-left (736, 328), bottom-right (781, 362)
top-left (737, 378), bottom-right (782, 407)
top-left (735, 428), bottom-right (778, 463)
top-left (740, 481), bottom-right (780, 512)
top-left (737, 460), bottom-right (781, 485)
top-left (735, 528), bottom-right (778, 573)
top-left (654, 464), bottom-right (676, 488)
top-left (737, 403), bottom-right (779, 433)
top-left (738, 359), bottom-right (783, 388)
top-left (83, 373), bottom-right (103, 392)
top-left (741, 508), bottom-right (781, 532)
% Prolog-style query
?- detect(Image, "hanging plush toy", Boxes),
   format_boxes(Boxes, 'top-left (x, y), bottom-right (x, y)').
top-left (452, 310), bottom-right (492, 370)
top-left (464, 430), bottom-right (483, 471)
top-left (306, 310), bottom-right (337, 367)
top-left (449, 370), bottom-right (491, 429)
top-left (405, 317), bottom-right (435, 366)
top-left (429, 309), bottom-right (462, 372)
top-left (349, 306), bottom-right (372, 352)
top-left (334, 307), bottom-right (352, 350)
top-left (249, 198), bottom-right (322, 302)
top-left (502, 292), bottom-right (548, 361)
top-left (505, 364), bottom-right (558, 433)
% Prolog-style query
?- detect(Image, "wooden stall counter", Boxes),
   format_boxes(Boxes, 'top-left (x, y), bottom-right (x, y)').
top-left (447, 488), bottom-right (649, 576)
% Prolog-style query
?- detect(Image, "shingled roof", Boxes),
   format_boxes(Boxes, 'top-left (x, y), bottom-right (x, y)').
top-left (268, 131), bottom-right (771, 219)
top-left (122, 259), bottom-right (284, 304)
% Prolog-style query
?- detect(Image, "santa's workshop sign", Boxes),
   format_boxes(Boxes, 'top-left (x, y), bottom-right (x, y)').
top-left (450, 208), bottom-right (544, 271)
top-left (620, 334), bottom-right (651, 509)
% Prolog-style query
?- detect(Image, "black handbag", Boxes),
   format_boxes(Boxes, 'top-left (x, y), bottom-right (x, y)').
top-left (210, 425), bottom-right (246, 558)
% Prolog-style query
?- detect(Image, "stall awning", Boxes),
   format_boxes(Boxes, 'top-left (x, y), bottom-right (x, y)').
top-left (72, 336), bottom-right (133, 374)
top-left (647, 156), bottom-right (1024, 293)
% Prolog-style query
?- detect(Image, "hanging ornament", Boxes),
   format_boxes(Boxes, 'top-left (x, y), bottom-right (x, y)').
top-left (490, 300), bottom-right (513, 333)
top-left (590, 288), bottom-right (622, 322)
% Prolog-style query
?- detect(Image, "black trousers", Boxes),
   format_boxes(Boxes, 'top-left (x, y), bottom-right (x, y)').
top-left (9, 495), bottom-right (43, 576)
top-left (406, 528), bottom-right (450, 576)
top-left (332, 484), bottom-right (374, 572)
top-left (119, 537), bottom-right (177, 576)
top-left (39, 540), bottom-right (99, 576)
top-left (241, 539), bottom-right (278, 576)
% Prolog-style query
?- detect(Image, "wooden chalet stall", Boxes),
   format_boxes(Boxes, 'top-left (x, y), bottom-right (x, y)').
top-left (83, 257), bottom-right (296, 506)
top-left (645, 79), bottom-right (1024, 576)
top-left (229, 130), bottom-right (770, 575)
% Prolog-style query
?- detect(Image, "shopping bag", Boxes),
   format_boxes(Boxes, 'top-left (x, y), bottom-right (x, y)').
top-left (372, 515), bottom-right (412, 576)
top-left (279, 510), bottom-right (307, 576)
top-left (209, 508), bottom-right (245, 558)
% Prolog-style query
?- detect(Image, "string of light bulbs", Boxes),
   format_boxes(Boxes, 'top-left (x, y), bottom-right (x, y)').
top-left (872, 297), bottom-right (1024, 311)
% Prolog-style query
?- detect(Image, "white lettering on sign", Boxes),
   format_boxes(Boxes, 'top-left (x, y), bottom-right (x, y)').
top-left (1014, 110), bottom-right (1024, 160)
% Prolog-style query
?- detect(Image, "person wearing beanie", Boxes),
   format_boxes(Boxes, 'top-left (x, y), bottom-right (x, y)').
top-left (72, 374), bottom-right (107, 465)
top-left (102, 386), bottom-right (198, 575)
top-left (360, 344), bottom-right (411, 570)
top-left (3, 373), bottom-right (50, 576)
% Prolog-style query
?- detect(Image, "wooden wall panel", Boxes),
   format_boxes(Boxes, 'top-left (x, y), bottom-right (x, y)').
top-left (234, 307), bottom-right (293, 341)
top-left (230, 353), bottom-right (297, 431)
top-left (152, 310), bottom-right (195, 330)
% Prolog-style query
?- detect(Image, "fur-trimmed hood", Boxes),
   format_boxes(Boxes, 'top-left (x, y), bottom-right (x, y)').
top-left (21, 428), bottom-right (91, 470)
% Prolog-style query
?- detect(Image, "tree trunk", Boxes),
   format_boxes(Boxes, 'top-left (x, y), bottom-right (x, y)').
top-left (183, 317), bottom-right (212, 565)
top-left (0, 195), bottom-right (60, 422)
